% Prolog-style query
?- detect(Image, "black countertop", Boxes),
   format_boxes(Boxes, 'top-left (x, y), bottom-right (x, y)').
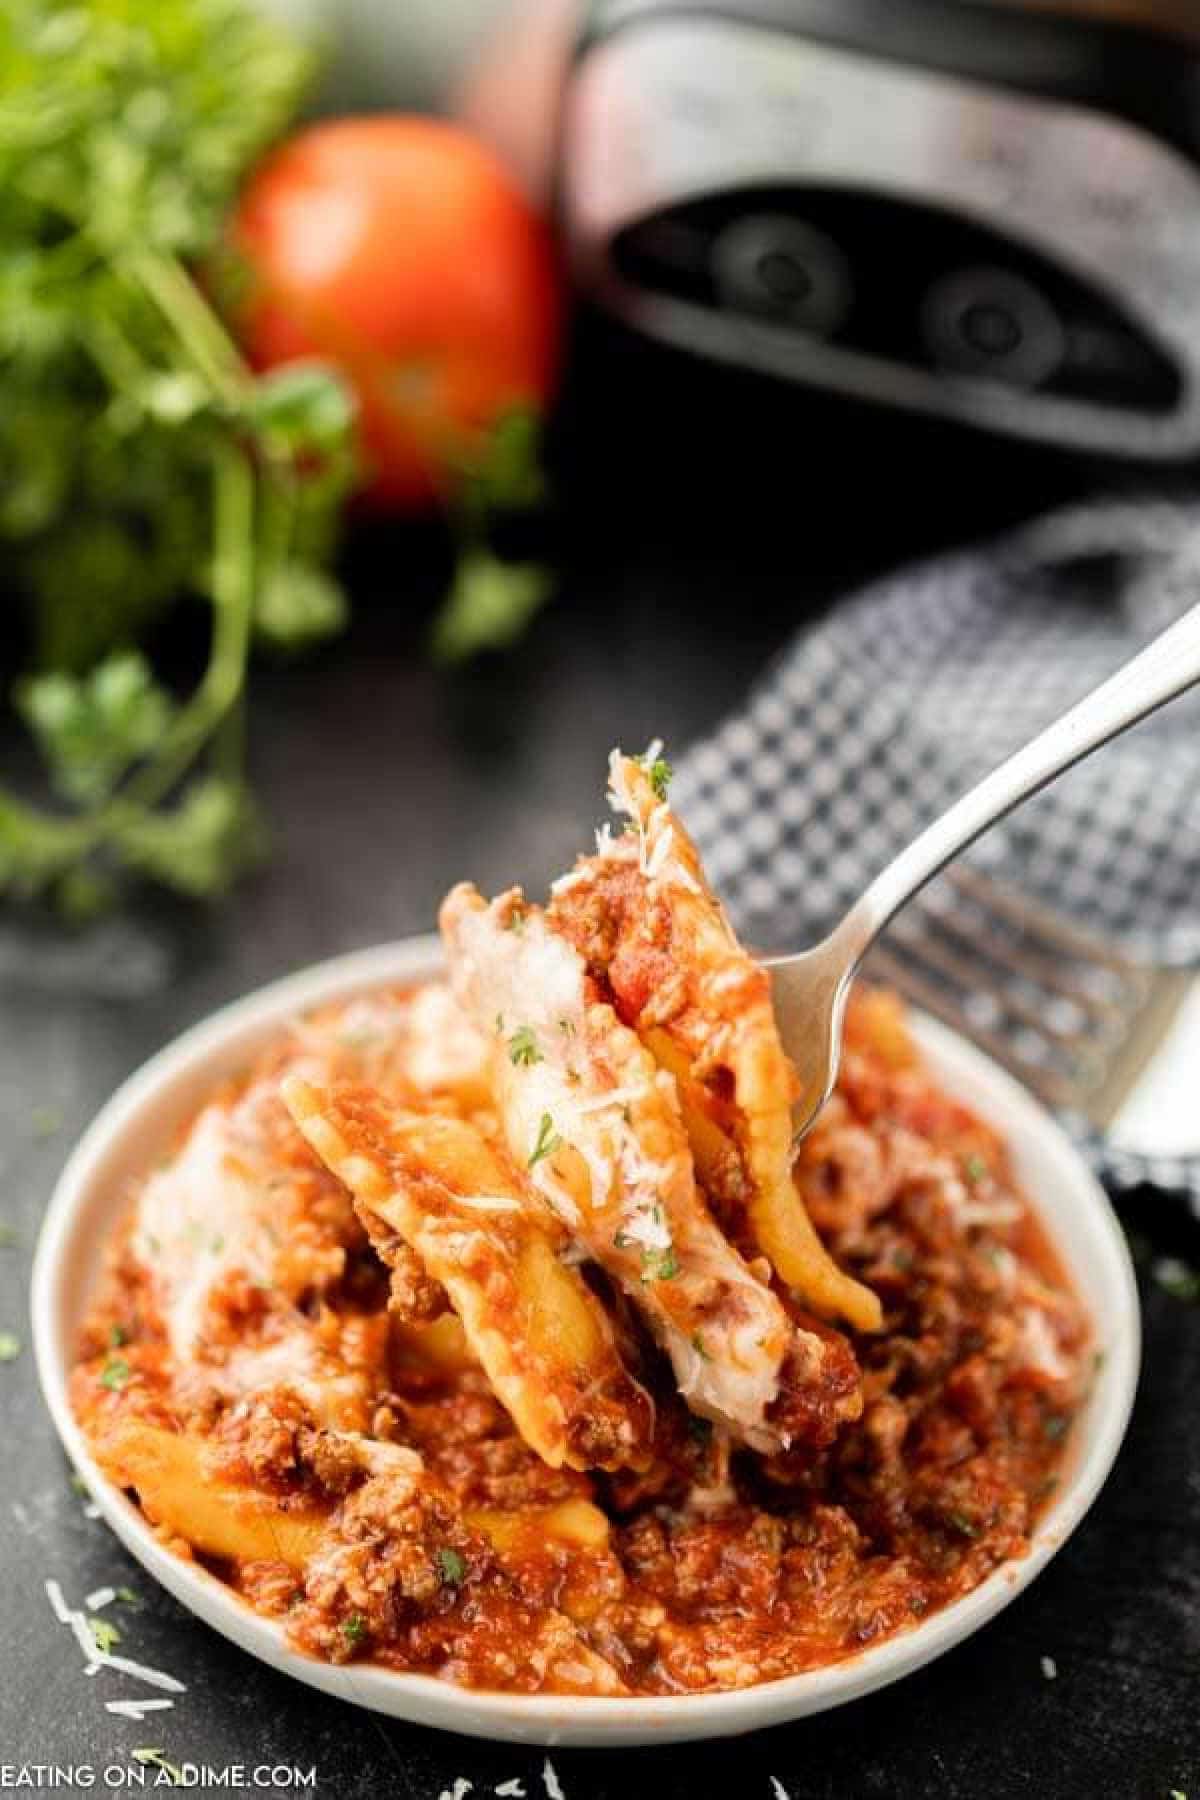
top-left (2, 329), bottom-right (1198, 1798)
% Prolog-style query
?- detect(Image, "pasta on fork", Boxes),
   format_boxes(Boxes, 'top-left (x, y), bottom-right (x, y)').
top-left (548, 750), bottom-right (882, 1334)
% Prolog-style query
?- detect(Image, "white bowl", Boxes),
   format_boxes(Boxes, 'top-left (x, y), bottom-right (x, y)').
top-left (32, 937), bottom-right (1140, 1747)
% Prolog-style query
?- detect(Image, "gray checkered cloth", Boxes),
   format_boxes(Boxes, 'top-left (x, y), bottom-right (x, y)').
top-left (675, 496), bottom-right (1200, 1213)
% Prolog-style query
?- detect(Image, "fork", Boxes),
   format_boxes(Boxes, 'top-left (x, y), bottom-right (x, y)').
top-left (764, 599), bottom-right (1200, 1142)
top-left (860, 863), bottom-right (1192, 1126)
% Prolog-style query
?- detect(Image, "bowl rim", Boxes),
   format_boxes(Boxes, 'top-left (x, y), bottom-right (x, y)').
top-left (31, 936), bottom-right (1141, 1747)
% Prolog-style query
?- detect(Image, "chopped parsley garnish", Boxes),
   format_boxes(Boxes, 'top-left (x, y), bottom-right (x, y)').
top-left (0, 1332), bottom-right (20, 1363)
top-left (947, 1511), bottom-right (980, 1540)
top-left (1152, 1256), bottom-right (1200, 1303)
top-left (508, 1024), bottom-right (542, 1067)
top-left (116, 1585), bottom-right (140, 1608)
top-left (636, 749), bottom-right (673, 801)
top-left (1044, 1413), bottom-right (1071, 1441)
top-left (108, 1322), bottom-right (128, 1347)
top-left (963, 1152), bottom-right (990, 1184)
top-left (691, 1333), bottom-right (711, 1361)
top-left (641, 1246), bottom-right (680, 1283)
top-left (436, 1546), bottom-right (467, 1587)
top-left (342, 1613), bottom-right (368, 1644)
top-left (613, 1229), bottom-right (634, 1251)
top-left (494, 1012), bottom-right (505, 1036)
top-left (132, 1750), bottom-right (182, 1786)
top-left (687, 1414), bottom-right (713, 1447)
top-left (558, 1018), bottom-right (575, 1037)
top-left (100, 1356), bottom-right (131, 1390)
top-left (505, 907), bottom-right (526, 934)
top-left (69, 1472), bottom-right (89, 1496)
top-left (89, 1616), bottom-right (122, 1654)
top-left (528, 1113), bottom-right (561, 1168)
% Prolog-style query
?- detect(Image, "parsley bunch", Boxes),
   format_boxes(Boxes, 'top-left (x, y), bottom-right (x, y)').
top-left (0, 0), bottom-right (356, 911)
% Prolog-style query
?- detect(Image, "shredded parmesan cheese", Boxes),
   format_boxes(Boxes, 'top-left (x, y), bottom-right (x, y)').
top-left (542, 1761), bottom-right (566, 1800)
top-left (106, 1698), bottom-right (174, 1720)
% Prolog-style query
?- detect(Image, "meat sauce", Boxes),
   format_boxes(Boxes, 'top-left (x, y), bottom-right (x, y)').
top-left (71, 984), bottom-right (1088, 1696)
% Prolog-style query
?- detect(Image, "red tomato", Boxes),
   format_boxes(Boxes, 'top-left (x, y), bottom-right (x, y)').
top-left (230, 117), bottom-right (562, 511)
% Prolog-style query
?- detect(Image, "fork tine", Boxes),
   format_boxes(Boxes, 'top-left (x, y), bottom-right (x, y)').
top-left (920, 887), bottom-right (1136, 1027)
top-left (867, 865), bottom-right (1187, 1127)
top-left (946, 866), bottom-right (1140, 975)
top-left (861, 946), bottom-right (1080, 1109)
top-left (885, 910), bottom-right (1108, 1049)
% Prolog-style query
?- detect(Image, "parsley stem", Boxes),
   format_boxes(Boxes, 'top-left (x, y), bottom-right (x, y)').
top-left (0, 441), bottom-right (257, 878)
top-left (122, 248), bottom-right (249, 413)
top-left (116, 441), bottom-right (256, 812)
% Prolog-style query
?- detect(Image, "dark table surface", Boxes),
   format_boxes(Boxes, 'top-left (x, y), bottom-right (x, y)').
top-left (2, 327), bottom-right (1198, 1798)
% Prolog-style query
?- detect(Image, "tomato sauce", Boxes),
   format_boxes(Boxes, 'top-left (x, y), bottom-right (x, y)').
top-left (72, 984), bottom-right (1089, 1696)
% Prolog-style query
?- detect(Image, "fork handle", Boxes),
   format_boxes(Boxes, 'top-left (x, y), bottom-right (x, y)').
top-left (831, 598), bottom-right (1200, 966)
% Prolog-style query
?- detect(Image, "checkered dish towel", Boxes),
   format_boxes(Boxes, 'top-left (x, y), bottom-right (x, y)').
top-left (674, 496), bottom-right (1200, 1212)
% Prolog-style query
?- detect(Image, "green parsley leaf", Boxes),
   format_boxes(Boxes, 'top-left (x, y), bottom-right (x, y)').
top-left (249, 362), bottom-right (356, 460)
top-left (691, 1333), bottom-right (710, 1361)
top-left (1044, 1413), bottom-right (1071, 1441)
top-left (436, 1546), bottom-right (467, 1587)
top-left (112, 777), bottom-right (267, 898)
top-left (1152, 1257), bottom-right (1200, 1303)
top-left (0, 1), bottom-right (356, 915)
top-left (254, 562), bottom-right (348, 653)
top-left (16, 653), bottom-right (175, 807)
top-left (947, 1511), bottom-right (980, 1540)
top-left (508, 1024), bottom-right (542, 1067)
top-left (132, 1750), bottom-right (182, 1786)
top-left (89, 1616), bottom-right (122, 1654)
top-left (31, 1105), bottom-right (63, 1139)
top-left (108, 1322), bottom-right (128, 1348)
top-left (430, 548), bottom-right (551, 664)
top-left (528, 1113), bottom-right (562, 1169)
top-left (0, 1332), bottom-right (20, 1363)
top-left (116, 1585), bottom-right (140, 1607)
top-left (100, 1356), bottom-right (131, 1390)
top-left (963, 1152), bottom-right (990, 1184)
top-left (465, 408), bottom-right (548, 516)
top-left (636, 749), bottom-right (673, 801)
top-left (342, 1612), bottom-right (367, 1644)
top-left (641, 1246), bottom-right (680, 1283)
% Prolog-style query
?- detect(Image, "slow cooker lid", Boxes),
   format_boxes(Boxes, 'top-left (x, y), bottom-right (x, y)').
top-left (960, 0), bottom-right (1200, 51)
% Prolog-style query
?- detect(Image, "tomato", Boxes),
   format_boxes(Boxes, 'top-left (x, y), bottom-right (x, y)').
top-left (229, 117), bottom-right (562, 511)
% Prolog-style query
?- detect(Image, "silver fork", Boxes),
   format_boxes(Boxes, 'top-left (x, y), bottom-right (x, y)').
top-left (765, 599), bottom-right (1200, 1142)
top-left (861, 863), bottom-right (1192, 1125)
